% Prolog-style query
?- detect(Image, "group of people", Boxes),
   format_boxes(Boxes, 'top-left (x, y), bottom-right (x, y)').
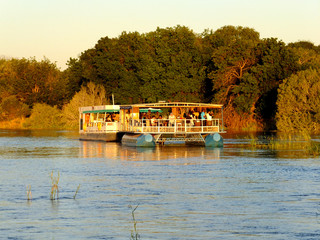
top-left (105, 113), bottom-right (119, 122)
top-left (139, 109), bottom-right (215, 128)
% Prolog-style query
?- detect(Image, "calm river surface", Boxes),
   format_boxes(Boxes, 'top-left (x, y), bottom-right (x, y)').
top-left (1, 129), bottom-right (320, 239)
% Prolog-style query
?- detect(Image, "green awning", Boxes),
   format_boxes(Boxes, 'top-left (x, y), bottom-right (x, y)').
top-left (83, 109), bottom-right (119, 113)
top-left (139, 108), bottom-right (163, 113)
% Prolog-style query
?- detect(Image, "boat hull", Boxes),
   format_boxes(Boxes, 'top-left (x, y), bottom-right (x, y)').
top-left (205, 133), bottom-right (223, 147)
top-left (121, 133), bottom-right (155, 147)
top-left (79, 132), bottom-right (124, 142)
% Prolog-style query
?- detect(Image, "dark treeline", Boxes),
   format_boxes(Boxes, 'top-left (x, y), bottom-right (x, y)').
top-left (1, 25), bottom-right (320, 131)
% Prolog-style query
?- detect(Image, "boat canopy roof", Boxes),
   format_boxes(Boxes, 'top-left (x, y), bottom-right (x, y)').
top-left (80, 102), bottom-right (223, 114)
top-left (82, 109), bottom-right (119, 114)
top-left (139, 108), bottom-right (163, 113)
top-left (121, 102), bottom-right (223, 109)
top-left (80, 105), bottom-right (120, 113)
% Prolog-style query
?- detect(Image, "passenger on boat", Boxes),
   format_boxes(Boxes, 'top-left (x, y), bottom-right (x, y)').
top-left (169, 112), bottom-right (176, 126)
top-left (106, 114), bottom-right (112, 122)
top-left (158, 115), bottom-right (167, 126)
top-left (151, 116), bottom-right (157, 126)
top-left (206, 112), bottom-right (212, 126)
top-left (201, 110), bottom-right (206, 126)
top-left (193, 111), bottom-right (199, 119)
top-left (186, 114), bottom-right (192, 126)
top-left (141, 113), bottom-right (147, 126)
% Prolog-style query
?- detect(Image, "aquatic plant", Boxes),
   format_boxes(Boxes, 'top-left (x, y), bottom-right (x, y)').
top-left (26, 185), bottom-right (32, 201)
top-left (305, 141), bottom-right (320, 157)
top-left (73, 184), bottom-right (81, 199)
top-left (50, 171), bottom-right (60, 200)
top-left (245, 133), bottom-right (320, 157)
top-left (129, 204), bottom-right (140, 240)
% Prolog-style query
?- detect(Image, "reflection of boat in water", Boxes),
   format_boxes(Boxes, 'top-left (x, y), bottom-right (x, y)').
top-left (79, 102), bottom-right (225, 147)
top-left (79, 140), bottom-right (221, 163)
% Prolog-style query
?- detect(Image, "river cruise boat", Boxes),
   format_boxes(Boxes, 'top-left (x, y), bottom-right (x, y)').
top-left (79, 105), bottom-right (123, 142)
top-left (79, 102), bottom-right (225, 147)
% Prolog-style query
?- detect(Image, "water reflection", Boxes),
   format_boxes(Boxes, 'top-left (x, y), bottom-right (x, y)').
top-left (79, 140), bottom-right (221, 163)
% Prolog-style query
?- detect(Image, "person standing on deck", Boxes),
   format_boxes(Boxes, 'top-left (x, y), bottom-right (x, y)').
top-left (169, 112), bottom-right (176, 127)
top-left (206, 112), bottom-right (212, 126)
top-left (200, 110), bottom-right (206, 126)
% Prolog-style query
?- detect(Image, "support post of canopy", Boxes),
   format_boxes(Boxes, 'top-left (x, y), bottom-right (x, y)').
top-left (221, 106), bottom-right (224, 132)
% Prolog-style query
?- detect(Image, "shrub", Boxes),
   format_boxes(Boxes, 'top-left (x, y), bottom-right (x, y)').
top-left (23, 103), bottom-right (64, 129)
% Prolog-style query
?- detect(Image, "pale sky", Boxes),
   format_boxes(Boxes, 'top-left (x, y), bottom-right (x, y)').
top-left (1, 0), bottom-right (319, 70)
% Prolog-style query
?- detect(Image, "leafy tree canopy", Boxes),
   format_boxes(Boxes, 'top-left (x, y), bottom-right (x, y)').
top-left (276, 69), bottom-right (320, 133)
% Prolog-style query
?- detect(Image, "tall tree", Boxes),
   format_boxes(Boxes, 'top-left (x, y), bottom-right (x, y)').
top-left (205, 26), bottom-right (260, 128)
top-left (141, 25), bottom-right (205, 102)
top-left (252, 38), bottom-right (299, 126)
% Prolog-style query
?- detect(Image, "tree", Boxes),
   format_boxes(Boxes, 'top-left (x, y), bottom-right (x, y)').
top-left (65, 25), bottom-right (206, 104)
top-left (288, 41), bottom-right (320, 53)
top-left (140, 25), bottom-right (205, 102)
top-left (288, 46), bottom-right (320, 71)
top-left (205, 26), bottom-right (261, 128)
top-left (0, 57), bottom-right (66, 108)
top-left (276, 69), bottom-right (320, 133)
top-left (252, 38), bottom-right (299, 126)
top-left (0, 95), bottom-right (30, 120)
top-left (62, 82), bottom-right (108, 129)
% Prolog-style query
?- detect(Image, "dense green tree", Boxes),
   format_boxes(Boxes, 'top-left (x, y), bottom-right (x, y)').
top-left (288, 46), bottom-right (320, 71)
top-left (288, 41), bottom-right (320, 53)
top-left (276, 69), bottom-right (320, 133)
top-left (252, 38), bottom-right (299, 126)
top-left (0, 58), bottom-right (67, 108)
top-left (0, 95), bottom-right (30, 120)
top-left (66, 26), bottom-right (206, 104)
top-left (95, 32), bottom-right (145, 103)
top-left (204, 27), bottom-right (300, 129)
top-left (140, 26), bottom-right (205, 102)
top-left (204, 26), bottom-right (260, 127)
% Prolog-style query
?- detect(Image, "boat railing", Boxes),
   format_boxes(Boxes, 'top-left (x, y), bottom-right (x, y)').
top-left (125, 118), bottom-right (221, 133)
top-left (82, 121), bottom-right (120, 133)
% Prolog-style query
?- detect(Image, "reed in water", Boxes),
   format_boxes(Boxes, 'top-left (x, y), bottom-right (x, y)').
top-left (50, 171), bottom-right (60, 200)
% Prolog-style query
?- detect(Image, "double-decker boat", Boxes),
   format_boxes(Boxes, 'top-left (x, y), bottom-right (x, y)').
top-left (79, 102), bottom-right (225, 147)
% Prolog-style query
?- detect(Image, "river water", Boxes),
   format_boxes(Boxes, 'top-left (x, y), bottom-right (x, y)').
top-left (0, 129), bottom-right (320, 239)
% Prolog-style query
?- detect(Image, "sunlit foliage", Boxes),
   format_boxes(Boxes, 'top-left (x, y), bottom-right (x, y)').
top-left (62, 82), bottom-right (108, 129)
top-left (23, 103), bottom-right (64, 129)
top-left (276, 69), bottom-right (320, 133)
